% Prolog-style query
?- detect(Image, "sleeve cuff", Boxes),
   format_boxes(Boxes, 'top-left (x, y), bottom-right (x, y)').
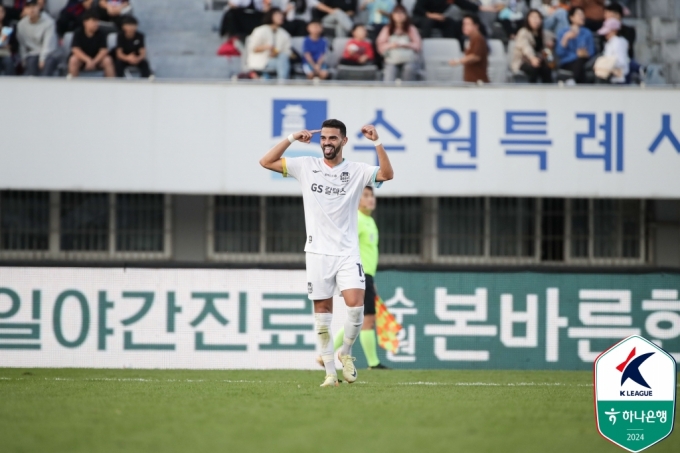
top-left (282, 158), bottom-right (288, 177)
top-left (371, 167), bottom-right (383, 188)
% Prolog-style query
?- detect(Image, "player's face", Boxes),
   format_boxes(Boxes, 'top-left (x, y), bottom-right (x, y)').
top-left (320, 127), bottom-right (347, 160)
top-left (359, 188), bottom-right (376, 211)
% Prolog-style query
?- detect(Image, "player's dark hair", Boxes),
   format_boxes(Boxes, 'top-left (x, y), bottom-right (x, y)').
top-left (322, 119), bottom-right (346, 137)
top-left (604, 2), bottom-right (623, 16)
top-left (568, 6), bottom-right (584, 21)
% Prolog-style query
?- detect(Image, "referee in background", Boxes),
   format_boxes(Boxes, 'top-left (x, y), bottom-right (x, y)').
top-left (332, 186), bottom-right (389, 370)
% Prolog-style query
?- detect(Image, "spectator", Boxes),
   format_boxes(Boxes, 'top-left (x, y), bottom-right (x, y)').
top-left (5, 0), bottom-right (44, 22)
top-left (68, 10), bottom-right (114, 77)
top-left (376, 4), bottom-right (421, 82)
top-left (449, 14), bottom-right (489, 83)
top-left (56, 0), bottom-right (98, 38)
top-left (0, 5), bottom-right (15, 74)
top-left (97, 0), bottom-right (131, 28)
top-left (540, 0), bottom-right (569, 35)
top-left (555, 6), bottom-right (593, 84)
top-left (511, 9), bottom-right (552, 83)
top-left (595, 17), bottom-right (628, 84)
top-left (313, 0), bottom-right (357, 38)
top-left (302, 20), bottom-right (328, 79)
top-left (340, 24), bottom-right (373, 65)
top-left (360, 0), bottom-right (394, 35)
top-left (246, 8), bottom-right (291, 79)
top-left (281, 0), bottom-right (317, 37)
top-left (17, 0), bottom-right (58, 76)
top-left (115, 15), bottom-right (151, 78)
top-left (570, 0), bottom-right (603, 32)
top-left (220, 0), bottom-right (268, 40)
top-left (604, 1), bottom-right (634, 59)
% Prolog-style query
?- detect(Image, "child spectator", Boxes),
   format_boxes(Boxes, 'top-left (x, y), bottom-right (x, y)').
top-left (595, 17), bottom-right (628, 84)
top-left (246, 8), bottom-right (291, 79)
top-left (302, 20), bottom-right (328, 79)
top-left (449, 14), bottom-right (489, 83)
top-left (511, 8), bottom-right (552, 83)
top-left (115, 15), bottom-right (151, 78)
top-left (68, 10), bottom-right (114, 77)
top-left (555, 6), bottom-right (594, 84)
top-left (313, 0), bottom-right (357, 38)
top-left (340, 24), bottom-right (373, 65)
top-left (17, 0), bottom-right (59, 76)
top-left (0, 5), bottom-right (15, 75)
top-left (57, 0), bottom-right (98, 37)
top-left (377, 5), bottom-right (421, 82)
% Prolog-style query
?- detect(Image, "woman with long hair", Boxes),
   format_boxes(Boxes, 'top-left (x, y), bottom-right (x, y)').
top-left (511, 9), bottom-right (553, 83)
top-left (376, 5), bottom-right (421, 82)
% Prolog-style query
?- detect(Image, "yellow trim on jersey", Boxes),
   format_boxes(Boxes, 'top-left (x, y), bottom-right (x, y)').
top-left (282, 158), bottom-right (288, 177)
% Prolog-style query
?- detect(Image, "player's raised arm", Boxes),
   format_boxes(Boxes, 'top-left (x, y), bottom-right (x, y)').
top-left (259, 129), bottom-right (319, 173)
top-left (361, 125), bottom-right (394, 181)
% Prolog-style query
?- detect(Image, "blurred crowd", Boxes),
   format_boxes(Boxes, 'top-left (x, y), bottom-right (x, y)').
top-left (216, 0), bottom-right (642, 84)
top-left (0, 0), bottom-right (152, 78)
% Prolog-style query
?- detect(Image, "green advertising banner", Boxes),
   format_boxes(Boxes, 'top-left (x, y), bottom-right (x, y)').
top-left (0, 267), bottom-right (678, 370)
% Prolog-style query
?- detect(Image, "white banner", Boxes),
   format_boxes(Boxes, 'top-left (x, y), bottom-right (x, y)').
top-left (0, 267), bottom-right (348, 369)
top-left (1, 79), bottom-right (680, 197)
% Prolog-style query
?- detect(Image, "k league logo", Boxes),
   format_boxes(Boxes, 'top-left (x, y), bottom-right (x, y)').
top-left (594, 335), bottom-right (677, 452)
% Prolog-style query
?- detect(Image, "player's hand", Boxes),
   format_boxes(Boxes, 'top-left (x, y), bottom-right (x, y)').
top-left (361, 125), bottom-right (379, 141)
top-left (294, 129), bottom-right (320, 144)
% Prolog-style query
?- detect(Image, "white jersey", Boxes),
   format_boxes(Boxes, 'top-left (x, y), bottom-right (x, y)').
top-left (282, 156), bottom-right (382, 256)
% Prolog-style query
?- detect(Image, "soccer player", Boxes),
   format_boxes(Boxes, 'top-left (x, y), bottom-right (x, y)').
top-left (259, 119), bottom-right (394, 387)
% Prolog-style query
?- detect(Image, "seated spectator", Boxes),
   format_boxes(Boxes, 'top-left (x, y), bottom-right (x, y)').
top-left (340, 24), bottom-right (374, 65)
top-left (281, 0), bottom-right (317, 37)
top-left (377, 4), bottom-right (421, 82)
top-left (541, 0), bottom-right (570, 34)
top-left (220, 0), bottom-right (268, 40)
top-left (0, 5), bottom-right (16, 75)
top-left (555, 6), bottom-right (593, 84)
top-left (17, 0), bottom-right (59, 76)
top-left (4, 0), bottom-right (44, 22)
top-left (603, 1), bottom-right (634, 59)
top-left (511, 8), bottom-right (552, 83)
top-left (246, 8), bottom-right (291, 79)
top-left (302, 20), bottom-right (328, 79)
top-left (68, 10), bottom-right (114, 77)
top-left (360, 0), bottom-right (394, 36)
top-left (595, 17), bottom-right (628, 84)
top-left (56, 0), bottom-right (98, 38)
top-left (313, 0), bottom-right (357, 38)
top-left (449, 14), bottom-right (489, 83)
top-left (570, 0), bottom-right (603, 32)
top-left (115, 15), bottom-right (151, 78)
top-left (97, 0), bottom-right (131, 28)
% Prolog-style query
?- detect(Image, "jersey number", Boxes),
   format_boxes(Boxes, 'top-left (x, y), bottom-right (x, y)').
top-left (356, 263), bottom-right (364, 277)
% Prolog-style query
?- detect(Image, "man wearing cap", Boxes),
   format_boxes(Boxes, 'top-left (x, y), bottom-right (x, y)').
top-left (596, 17), bottom-right (628, 84)
top-left (16, 0), bottom-right (59, 76)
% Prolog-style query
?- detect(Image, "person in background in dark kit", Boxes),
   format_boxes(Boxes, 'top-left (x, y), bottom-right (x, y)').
top-left (57, 0), bottom-right (98, 38)
top-left (68, 10), bottom-right (114, 77)
top-left (412, 0), bottom-right (496, 47)
top-left (603, 2), bottom-right (634, 59)
top-left (449, 14), bottom-right (489, 83)
top-left (555, 6), bottom-right (594, 84)
top-left (17, 0), bottom-right (59, 76)
top-left (115, 15), bottom-right (151, 77)
top-left (313, 0), bottom-right (357, 38)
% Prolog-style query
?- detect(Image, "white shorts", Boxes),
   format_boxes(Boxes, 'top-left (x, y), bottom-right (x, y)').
top-left (306, 253), bottom-right (365, 300)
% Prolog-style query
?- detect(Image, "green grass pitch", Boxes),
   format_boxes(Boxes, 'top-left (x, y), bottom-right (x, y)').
top-left (1, 368), bottom-right (678, 453)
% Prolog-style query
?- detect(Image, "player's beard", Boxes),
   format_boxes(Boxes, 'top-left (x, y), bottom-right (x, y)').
top-left (322, 144), bottom-right (341, 160)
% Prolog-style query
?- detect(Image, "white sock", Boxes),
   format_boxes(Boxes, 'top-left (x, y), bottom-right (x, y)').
top-left (340, 306), bottom-right (364, 356)
top-left (314, 313), bottom-right (336, 377)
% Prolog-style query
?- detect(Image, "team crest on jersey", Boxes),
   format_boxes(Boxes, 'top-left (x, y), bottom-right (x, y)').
top-left (340, 172), bottom-right (350, 183)
top-left (307, 282), bottom-right (313, 294)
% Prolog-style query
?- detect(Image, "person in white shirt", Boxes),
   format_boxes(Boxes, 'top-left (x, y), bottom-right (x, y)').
top-left (597, 17), bottom-right (628, 84)
top-left (259, 119), bottom-right (394, 387)
top-left (246, 7), bottom-right (292, 79)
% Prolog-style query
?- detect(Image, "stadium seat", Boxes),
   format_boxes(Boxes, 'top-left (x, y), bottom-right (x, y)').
top-left (328, 37), bottom-right (349, 68)
top-left (46, 0), bottom-right (68, 19)
top-left (421, 38), bottom-right (462, 82)
top-left (290, 36), bottom-right (306, 79)
top-left (487, 39), bottom-right (508, 83)
top-left (401, 0), bottom-right (417, 15)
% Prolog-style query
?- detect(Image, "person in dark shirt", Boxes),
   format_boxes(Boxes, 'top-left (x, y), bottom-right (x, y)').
top-left (68, 10), bottom-right (114, 77)
top-left (114, 15), bottom-right (150, 77)
top-left (313, 0), bottom-right (357, 37)
top-left (412, 0), bottom-right (495, 46)
top-left (603, 2), bottom-right (634, 59)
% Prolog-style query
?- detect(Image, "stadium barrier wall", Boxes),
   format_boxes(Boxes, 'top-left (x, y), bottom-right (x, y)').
top-left (0, 267), bottom-right (678, 370)
top-left (1, 79), bottom-right (680, 198)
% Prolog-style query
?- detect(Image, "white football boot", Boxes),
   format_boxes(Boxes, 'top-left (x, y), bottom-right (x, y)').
top-left (338, 352), bottom-right (357, 383)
